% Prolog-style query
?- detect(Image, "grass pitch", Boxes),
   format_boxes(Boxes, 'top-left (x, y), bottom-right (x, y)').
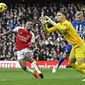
top-left (0, 68), bottom-right (85, 85)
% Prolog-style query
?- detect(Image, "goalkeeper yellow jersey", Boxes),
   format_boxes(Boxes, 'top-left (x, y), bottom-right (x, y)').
top-left (44, 20), bottom-right (84, 46)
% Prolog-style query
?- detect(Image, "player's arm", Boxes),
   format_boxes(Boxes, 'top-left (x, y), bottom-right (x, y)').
top-left (40, 16), bottom-right (57, 34)
top-left (31, 31), bottom-right (35, 44)
top-left (43, 23), bottom-right (67, 34)
top-left (83, 31), bottom-right (85, 36)
top-left (43, 23), bottom-right (57, 34)
top-left (0, 30), bottom-right (16, 37)
top-left (41, 16), bottom-right (67, 34)
top-left (0, 27), bottom-right (20, 37)
top-left (1, 30), bottom-right (16, 36)
top-left (28, 31), bottom-right (35, 48)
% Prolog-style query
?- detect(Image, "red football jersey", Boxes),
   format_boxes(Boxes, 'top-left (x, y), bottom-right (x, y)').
top-left (13, 27), bottom-right (35, 50)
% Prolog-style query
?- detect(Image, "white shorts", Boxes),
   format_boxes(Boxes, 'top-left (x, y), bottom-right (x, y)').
top-left (17, 48), bottom-right (33, 60)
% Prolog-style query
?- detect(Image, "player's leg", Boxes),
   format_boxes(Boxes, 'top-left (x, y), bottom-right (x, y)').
top-left (25, 51), bottom-right (44, 79)
top-left (77, 59), bottom-right (85, 81)
top-left (57, 43), bottom-right (72, 69)
top-left (52, 53), bottom-right (69, 73)
top-left (18, 58), bottom-right (33, 73)
top-left (17, 50), bottom-right (39, 79)
top-left (76, 44), bottom-right (85, 81)
top-left (75, 44), bottom-right (85, 69)
top-left (82, 74), bottom-right (85, 81)
top-left (70, 44), bottom-right (85, 82)
top-left (52, 44), bottom-right (72, 73)
top-left (69, 58), bottom-right (85, 74)
top-left (75, 60), bottom-right (85, 81)
top-left (69, 45), bottom-right (85, 74)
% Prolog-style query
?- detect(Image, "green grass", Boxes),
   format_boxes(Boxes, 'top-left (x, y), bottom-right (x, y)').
top-left (0, 68), bottom-right (85, 85)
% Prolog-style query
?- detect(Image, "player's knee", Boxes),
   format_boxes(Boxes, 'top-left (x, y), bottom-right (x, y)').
top-left (68, 63), bottom-right (72, 67)
top-left (68, 63), bottom-right (79, 71)
top-left (21, 65), bottom-right (26, 71)
top-left (68, 63), bottom-right (75, 68)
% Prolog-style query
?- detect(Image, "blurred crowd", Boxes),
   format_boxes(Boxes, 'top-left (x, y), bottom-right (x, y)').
top-left (0, 2), bottom-right (85, 61)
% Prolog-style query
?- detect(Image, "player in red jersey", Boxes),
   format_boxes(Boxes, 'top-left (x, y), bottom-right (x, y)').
top-left (0, 21), bottom-right (44, 79)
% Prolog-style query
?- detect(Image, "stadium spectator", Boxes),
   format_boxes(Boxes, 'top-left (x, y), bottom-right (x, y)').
top-left (0, 2), bottom-right (85, 61)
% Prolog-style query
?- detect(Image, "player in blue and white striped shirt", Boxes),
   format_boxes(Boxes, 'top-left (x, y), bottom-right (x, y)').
top-left (72, 12), bottom-right (85, 40)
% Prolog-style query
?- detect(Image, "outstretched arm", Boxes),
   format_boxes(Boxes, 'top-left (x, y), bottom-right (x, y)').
top-left (0, 26), bottom-right (21, 37)
top-left (0, 30), bottom-right (16, 37)
top-left (44, 16), bottom-right (67, 31)
top-left (40, 16), bottom-right (57, 34)
top-left (40, 16), bottom-right (67, 34)
top-left (43, 24), bottom-right (57, 34)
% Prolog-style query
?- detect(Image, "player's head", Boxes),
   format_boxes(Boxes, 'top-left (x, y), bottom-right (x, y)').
top-left (75, 11), bottom-right (84, 23)
top-left (56, 11), bottom-right (67, 22)
top-left (25, 21), bottom-right (33, 31)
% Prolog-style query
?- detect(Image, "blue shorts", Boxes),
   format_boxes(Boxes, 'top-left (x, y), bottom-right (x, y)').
top-left (65, 43), bottom-right (72, 53)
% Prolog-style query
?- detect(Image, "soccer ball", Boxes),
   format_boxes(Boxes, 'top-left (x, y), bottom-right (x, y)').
top-left (0, 3), bottom-right (7, 13)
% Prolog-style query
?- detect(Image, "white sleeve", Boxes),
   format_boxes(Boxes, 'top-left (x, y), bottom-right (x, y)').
top-left (13, 27), bottom-right (24, 32)
top-left (30, 31), bottom-right (35, 43)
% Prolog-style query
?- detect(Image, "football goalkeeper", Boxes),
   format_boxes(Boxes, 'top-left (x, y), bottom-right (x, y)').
top-left (52, 11), bottom-right (85, 73)
top-left (40, 11), bottom-right (85, 80)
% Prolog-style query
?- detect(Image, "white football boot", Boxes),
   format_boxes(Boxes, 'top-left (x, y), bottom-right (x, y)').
top-left (82, 74), bottom-right (85, 81)
top-left (52, 65), bottom-right (58, 73)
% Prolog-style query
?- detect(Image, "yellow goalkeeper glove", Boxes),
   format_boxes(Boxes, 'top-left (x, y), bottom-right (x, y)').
top-left (45, 16), bottom-right (56, 26)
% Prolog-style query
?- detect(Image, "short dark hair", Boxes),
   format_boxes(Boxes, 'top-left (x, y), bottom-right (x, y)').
top-left (58, 10), bottom-right (67, 17)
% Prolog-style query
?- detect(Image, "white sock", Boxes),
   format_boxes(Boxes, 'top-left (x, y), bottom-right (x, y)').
top-left (55, 64), bottom-right (58, 68)
top-left (31, 61), bottom-right (41, 74)
top-left (26, 66), bottom-right (34, 74)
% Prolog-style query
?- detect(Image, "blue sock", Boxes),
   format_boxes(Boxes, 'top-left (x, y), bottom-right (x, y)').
top-left (57, 56), bottom-right (65, 69)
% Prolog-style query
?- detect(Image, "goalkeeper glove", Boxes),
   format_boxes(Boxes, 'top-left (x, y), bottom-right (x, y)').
top-left (45, 16), bottom-right (56, 26)
top-left (40, 16), bottom-right (47, 25)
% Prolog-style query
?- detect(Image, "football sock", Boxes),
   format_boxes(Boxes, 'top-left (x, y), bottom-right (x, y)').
top-left (26, 66), bottom-right (34, 73)
top-left (57, 56), bottom-right (64, 69)
top-left (31, 61), bottom-right (41, 74)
